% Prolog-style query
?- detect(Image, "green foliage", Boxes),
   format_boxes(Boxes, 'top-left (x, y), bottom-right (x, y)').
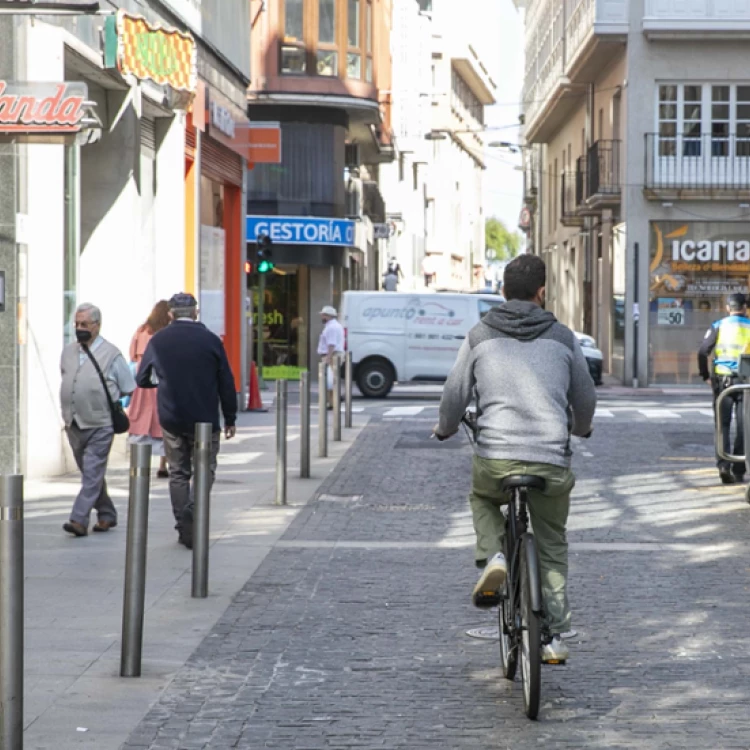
top-left (485, 217), bottom-right (521, 262)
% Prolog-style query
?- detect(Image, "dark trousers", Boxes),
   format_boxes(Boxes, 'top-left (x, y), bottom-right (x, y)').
top-left (713, 379), bottom-right (745, 475)
top-left (162, 428), bottom-right (220, 530)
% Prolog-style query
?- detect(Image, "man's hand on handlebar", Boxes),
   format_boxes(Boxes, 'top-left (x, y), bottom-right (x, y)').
top-left (432, 424), bottom-right (457, 441)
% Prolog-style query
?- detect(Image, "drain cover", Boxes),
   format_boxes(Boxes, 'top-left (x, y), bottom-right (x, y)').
top-left (465, 626), bottom-right (499, 640)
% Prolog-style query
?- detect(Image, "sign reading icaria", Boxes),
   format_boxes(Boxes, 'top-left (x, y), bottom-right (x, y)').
top-left (0, 80), bottom-right (88, 134)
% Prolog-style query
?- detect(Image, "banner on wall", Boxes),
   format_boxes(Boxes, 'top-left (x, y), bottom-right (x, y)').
top-left (650, 221), bottom-right (750, 300)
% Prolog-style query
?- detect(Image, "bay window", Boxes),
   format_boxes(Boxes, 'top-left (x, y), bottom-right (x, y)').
top-left (279, 0), bottom-right (375, 81)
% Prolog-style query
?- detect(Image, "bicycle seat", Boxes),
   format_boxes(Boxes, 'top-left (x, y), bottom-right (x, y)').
top-left (501, 475), bottom-right (546, 491)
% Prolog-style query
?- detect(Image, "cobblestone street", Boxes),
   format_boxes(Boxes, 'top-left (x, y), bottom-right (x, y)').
top-left (123, 396), bottom-right (750, 749)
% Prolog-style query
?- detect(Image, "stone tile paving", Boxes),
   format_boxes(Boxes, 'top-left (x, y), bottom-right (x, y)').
top-left (123, 407), bottom-right (750, 749)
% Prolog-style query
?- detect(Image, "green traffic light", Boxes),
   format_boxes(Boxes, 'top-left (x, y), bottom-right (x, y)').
top-left (258, 260), bottom-right (274, 274)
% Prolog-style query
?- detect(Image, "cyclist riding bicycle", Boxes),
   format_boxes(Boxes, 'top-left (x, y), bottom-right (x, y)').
top-left (433, 254), bottom-right (596, 663)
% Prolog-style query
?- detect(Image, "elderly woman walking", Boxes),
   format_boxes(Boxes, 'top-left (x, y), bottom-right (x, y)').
top-left (128, 301), bottom-right (170, 477)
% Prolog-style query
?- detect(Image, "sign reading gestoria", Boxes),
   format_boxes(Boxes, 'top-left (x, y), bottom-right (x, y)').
top-left (105, 10), bottom-right (197, 93)
top-left (246, 216), bottom-right (356, 248)
top-left (0, 80), bottom-right (88, 135)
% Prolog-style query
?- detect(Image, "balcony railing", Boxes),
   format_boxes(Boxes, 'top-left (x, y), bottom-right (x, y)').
top-left (575, 155), bottom-right (587, 207)
top-left (645, 133), bottom-right (750, 193)
top-left (560, 170), bottom-right (584, 226)
top-left (587, 139), bottom-right (621, 202)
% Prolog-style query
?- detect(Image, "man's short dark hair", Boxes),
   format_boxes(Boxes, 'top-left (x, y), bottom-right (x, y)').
top-left (503, 254), bottom-right (546, 301)
top-left (728, 293), bottom-right (746, 311)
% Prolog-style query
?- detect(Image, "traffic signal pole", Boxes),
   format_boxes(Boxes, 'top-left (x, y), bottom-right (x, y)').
top-left (256, 271), bottom-right (265, 390)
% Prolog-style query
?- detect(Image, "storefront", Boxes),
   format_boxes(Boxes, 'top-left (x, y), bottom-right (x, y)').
top-left (649, 220), bottom-right (750, 383)
top-left (185, 84), bottom-right (249, 396)
top-left (246, 215), bottom-right (359, 380)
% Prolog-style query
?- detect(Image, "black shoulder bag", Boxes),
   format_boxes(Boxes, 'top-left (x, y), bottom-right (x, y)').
top-left (82, 346), bottom-right (131, 434)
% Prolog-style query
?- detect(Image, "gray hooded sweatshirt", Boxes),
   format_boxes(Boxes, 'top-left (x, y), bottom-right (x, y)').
top-left (437, 300), bottom-right (597, 468)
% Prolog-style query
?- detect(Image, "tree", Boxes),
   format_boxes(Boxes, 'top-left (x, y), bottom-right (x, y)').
top-left (485, 217), bottom-right (521, 262)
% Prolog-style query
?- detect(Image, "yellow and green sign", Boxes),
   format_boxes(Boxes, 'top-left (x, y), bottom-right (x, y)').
top-left (105, 10), bottom-right (197, 93)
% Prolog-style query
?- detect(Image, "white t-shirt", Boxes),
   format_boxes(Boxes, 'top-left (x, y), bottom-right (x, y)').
top-left (318, 318), bottom-right (345, 355)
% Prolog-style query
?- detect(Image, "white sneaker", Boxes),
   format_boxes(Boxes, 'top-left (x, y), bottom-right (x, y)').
top-left (471, 552), bottom-right (507, 608)
top-left (541, 635), bottom-right (569, 663)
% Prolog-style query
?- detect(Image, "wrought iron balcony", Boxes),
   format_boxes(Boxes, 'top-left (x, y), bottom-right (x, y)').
top-left (645, 133), bottom-right (750, 197)
top-left (586, 139), bottom-right (622, 208)
top-left (560, 170), bottom-right (583, 227)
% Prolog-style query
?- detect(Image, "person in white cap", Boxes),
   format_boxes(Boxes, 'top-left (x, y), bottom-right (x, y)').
top-left (318, 306), bottom-right (345, 408)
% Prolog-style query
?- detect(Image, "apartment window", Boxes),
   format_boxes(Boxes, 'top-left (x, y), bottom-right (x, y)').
top-left (657, 83), bottom-right (750, 158)
top-left (281, 0), bottom-right (306, 73)
top-left (318, 0), bottom-right (337, 75)
top-left (280, 0), bottom-right (374, 81)
top-left (365, 1), bottom-right (373, 82)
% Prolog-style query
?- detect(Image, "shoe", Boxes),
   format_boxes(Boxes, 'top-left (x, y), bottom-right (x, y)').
top-left (92, 520), bottom-right (117, 532)
top-left (63, 521), bottom-right (88, 537)
top-left (157, 469), bottom-right (169, 479)
top-left (471, 552), bottom-right (507, 608)
top-left (720, 469), bottom-right (737, 485)
top-left (180, 506), bottom-right (194, 549)
top-left (542, 635), bottom-right (570, 664)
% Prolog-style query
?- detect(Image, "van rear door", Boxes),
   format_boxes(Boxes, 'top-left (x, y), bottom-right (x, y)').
top-left (404, 295), bottom-right (472, 381)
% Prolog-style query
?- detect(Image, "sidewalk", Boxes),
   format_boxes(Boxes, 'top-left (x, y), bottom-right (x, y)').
top-left (22, 401), bottom-right (367, 750)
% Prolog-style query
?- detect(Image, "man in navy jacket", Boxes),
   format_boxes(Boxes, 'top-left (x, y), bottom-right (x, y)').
top-left (137, 293), bottom-right (237, 548)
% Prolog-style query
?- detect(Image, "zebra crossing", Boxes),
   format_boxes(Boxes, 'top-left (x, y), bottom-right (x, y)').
top-left (379, 403), bottom-right (716, 421)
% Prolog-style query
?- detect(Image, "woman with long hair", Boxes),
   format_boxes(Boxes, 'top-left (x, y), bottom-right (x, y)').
top-left (128, 300), bottom-right (171, 477)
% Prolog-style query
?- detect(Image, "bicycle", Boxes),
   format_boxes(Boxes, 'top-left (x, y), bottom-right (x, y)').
top-left (455, 409), bottom-right (564, 720)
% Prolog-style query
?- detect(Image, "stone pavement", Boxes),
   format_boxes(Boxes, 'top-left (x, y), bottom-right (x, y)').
top-left (22, 390), bottom-right (365, 750)
top-left (121, 398), bottom-right (750, 749)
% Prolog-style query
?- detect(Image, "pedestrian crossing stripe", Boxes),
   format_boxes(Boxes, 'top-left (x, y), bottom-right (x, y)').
top-left (595, 409), bottom-right (614, 418)
top-left (383, 406), bottom-right (425, 417)
top-left (638, 409), bottom-right (681, 418)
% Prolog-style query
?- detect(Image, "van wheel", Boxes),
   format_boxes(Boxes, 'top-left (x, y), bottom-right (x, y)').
top-left (357, 360), bottom-right (394, 399)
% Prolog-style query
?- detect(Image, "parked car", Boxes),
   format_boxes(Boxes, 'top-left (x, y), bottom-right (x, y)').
top-left (576, 332), bottom-right (603, 385)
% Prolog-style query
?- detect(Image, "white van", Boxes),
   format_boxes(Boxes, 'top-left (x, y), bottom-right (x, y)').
top-left (342, 291), bottom-right (504, 398)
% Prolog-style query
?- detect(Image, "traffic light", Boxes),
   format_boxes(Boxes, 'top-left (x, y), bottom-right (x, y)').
top-left (257, 233), bottom-right (274, 274)
top-left (244, 260), bottom-right (253, 274)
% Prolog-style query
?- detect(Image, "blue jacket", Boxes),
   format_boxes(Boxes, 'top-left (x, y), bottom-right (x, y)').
top-left (137, 320), bottom-right (237, 435)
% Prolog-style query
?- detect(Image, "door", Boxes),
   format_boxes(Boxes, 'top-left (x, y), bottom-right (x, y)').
top-left (404, 295), bottom-right (471, 380)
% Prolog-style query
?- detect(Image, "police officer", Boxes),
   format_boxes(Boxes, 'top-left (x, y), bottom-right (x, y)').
top-left (698, 292), bottom-right (750, 484)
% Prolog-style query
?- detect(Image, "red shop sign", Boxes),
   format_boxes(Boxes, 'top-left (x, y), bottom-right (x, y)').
top-left (0, 80), bottom-right (88, 134)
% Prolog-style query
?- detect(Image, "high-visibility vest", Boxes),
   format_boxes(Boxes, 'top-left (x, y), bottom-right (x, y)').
top-left (714, 315), bottom-right (750, 375)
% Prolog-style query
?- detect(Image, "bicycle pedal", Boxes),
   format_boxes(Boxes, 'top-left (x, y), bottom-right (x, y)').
top-left (474, 592), bottom-right (502, 608)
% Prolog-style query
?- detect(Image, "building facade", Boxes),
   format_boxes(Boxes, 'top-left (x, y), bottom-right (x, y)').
top-left (246, 0), bottom-right (393, 379)
top-left (379, 0), bottom-right (495, 292)
top-left (0, 0), bottom-right (250, 477)
top-left (518, 0), bottom-right (750, 386)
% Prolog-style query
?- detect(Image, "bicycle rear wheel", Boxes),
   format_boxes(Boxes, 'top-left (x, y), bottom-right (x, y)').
top-left (520, 538), bottom-right (542, 719)
top-left (498, 596), bottom-right (517, 680)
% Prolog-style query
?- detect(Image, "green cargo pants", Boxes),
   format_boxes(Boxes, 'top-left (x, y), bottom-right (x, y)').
top-left (469, 457), bottom-right (575, 634)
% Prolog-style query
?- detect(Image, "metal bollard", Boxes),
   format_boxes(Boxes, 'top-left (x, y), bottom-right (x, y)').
top-left (345, 352), bottom-right (353, 429)
top-left (121, 444), bottom-right (152, 678)
top-left (300, 371), bottom-right (311, 478)
top-left (192, 422), bottom-right (213, 599)
top-left (0, 475), bottom-right (23, 749)
top-left (333, 353), bottom-right (342, 442)
top-left (318, 360), bottom-right (328, 458)
top-left (276, 379), bottom-right (288, 505)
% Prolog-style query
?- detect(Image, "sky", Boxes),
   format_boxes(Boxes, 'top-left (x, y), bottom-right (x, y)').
top-left (481, 0), bottom-right (525, 238)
